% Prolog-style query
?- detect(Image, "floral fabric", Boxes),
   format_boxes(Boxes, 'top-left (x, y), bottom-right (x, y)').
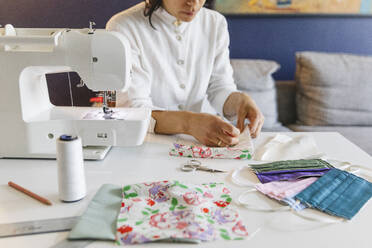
top-left (116, 181), bottom-right (249, 245)
top-left (169, 128), bottom-right (253, 159)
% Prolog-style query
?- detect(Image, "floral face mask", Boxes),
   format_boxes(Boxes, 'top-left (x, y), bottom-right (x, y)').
top-left (169, 127), bottom-right (253, 159)
top-left (116, 181), bottom-right (249, 245)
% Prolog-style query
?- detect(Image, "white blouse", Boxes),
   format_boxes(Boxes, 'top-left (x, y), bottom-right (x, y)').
top-left (106, 2), bottom-right (237, 117)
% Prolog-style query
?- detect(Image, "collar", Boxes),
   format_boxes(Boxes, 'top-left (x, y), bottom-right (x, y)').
top-left (154, 6), bottom-right (191, 33)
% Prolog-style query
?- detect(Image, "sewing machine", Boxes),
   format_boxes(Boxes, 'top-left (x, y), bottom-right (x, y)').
top-left (0, 24), bottom-right (151, 159)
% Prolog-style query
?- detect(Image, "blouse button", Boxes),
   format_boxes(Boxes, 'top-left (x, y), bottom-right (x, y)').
top-left (176, 35), bottom-right (182, 41)
top-left (177, 59), bottom-right (184, 65)
top-left (180, 83), bottom-right (186, 89)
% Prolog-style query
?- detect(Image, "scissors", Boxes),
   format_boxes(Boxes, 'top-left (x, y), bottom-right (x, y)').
top-left (181, 159), bottom-right (227, 173)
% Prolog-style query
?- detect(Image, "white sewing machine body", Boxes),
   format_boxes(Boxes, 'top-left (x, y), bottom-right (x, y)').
top-left (0, 25), bottom-right (151, 159)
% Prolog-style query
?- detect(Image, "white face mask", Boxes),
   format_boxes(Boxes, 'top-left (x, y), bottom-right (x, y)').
top-left (254, 134), bottom-right (324, 162)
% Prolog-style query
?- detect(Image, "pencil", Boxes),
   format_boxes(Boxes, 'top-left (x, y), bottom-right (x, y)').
top-left (8, 181), bottom-right (52, 206)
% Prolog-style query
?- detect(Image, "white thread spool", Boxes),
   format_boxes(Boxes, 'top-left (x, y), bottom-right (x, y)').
top-left (56, 135), bottom-right (86, 202)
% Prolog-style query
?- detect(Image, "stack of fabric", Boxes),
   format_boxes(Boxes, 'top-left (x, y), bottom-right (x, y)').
top-left (239, 159), bottom-right (372, 221)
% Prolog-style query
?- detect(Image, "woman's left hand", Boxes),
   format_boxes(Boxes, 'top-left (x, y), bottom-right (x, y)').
top-left (224, 92), bottom-right (264, 138)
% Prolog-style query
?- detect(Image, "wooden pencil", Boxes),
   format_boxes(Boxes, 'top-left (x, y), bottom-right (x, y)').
top-left (8, 181), bottom-right (52, 206)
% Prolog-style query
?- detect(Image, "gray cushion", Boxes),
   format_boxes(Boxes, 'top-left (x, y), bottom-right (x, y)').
top-left (231, 59), bottom-right (280, 129)
top-left (276, 80), bottom-right (297, 125)
top-left (295, 51), bottom-right (372, 126)
top-left (288, 124), bottom-right (372, 156)
top-left (262, 124), bottom-right (292, 132)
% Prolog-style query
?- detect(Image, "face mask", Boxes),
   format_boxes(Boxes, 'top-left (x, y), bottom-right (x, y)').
top-left (295, 168), bottom-right (372, 220)
top-left (256, 168), bottom-right (330, 184)
top-left (232, 164), bottom-right (358, 223)
top-left (254, 177), bottom-right (318, 202)
top-left (237, 178), bottom-right (346, 223)
top-left (249, 159), bottom-right (333, 183)
top-left (250, 159), bottom-right (333, 173)
top-left (253, 134), bottom-right (322, 161)
top-left (238, 178), bottom-right (317, 212)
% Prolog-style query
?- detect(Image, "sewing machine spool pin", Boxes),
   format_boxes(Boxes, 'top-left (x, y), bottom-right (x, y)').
top-left (76, 79), bottom-right (85, 88)
top-left (88, 21), bottom-right (96, 34)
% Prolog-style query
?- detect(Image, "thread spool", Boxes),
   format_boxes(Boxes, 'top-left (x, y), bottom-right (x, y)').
top-left (56, 135), bottom-right (86, 202)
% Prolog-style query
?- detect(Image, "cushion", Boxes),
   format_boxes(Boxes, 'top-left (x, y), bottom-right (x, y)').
top-left (276, 80), bottom-right (297, 125)
top-left (230, 59), bottom-right (281, 128)
top-left (261, 125), bottom-right (292, 132)
top-left (295, 51), bottom-right (372, 126)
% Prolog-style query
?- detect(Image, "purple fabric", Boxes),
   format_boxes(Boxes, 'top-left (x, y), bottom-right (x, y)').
top-left (256, 168), bottom-right (331, 183)
top-left (257, 168), bottom-right (331, 175)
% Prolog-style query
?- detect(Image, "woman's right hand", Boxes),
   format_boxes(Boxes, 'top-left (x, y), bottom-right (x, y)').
top-left (186, 113), bottom-right (240, 147)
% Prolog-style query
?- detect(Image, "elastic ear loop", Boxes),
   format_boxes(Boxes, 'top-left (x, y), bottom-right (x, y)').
top-left (329, 160), bottom-right (357, 171)
top-left (345, 165), bottom-right (372, 184)
top-left (237, 187), bottom-right (291, 212)
top-left (330, 160), bottom-right (372, 181)
top-left (232, 166), bottom-right (290, 212)
top-left (238, 189), bottom-right (346, 222)
top-left (289, 201), bottom-right (346, 224)
top-left (231, 166), bottom-right (256, 187)
top-left (345, 164), bottom-right (372, 175)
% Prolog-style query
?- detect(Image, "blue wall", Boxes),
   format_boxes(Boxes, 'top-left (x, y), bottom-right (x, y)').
top-left (227, 16), bottom-right (372, 79)
top-left (1, 0), bottom-right (372, 79)
top-left (228, 16), bottom-right (372, 80)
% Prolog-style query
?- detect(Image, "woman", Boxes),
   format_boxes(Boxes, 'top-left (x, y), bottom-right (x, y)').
top-left (107, 0), bottom-right (264, 146)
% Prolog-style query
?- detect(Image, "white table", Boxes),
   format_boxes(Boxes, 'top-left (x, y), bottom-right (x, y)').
top-left (1, 132), bottom-right (372, 248)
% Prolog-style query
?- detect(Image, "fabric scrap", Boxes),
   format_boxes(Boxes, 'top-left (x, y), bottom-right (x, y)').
top-left (116, 181), bottom-right (249, 245)
top-left (169, 128), bottom-right (253, 159)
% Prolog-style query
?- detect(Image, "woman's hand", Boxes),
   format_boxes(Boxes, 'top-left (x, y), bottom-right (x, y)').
top-left (187, 113), bottom-right (240, 147)
top-left (151, 110), bottom-right (240, 146)
top-left (224, 92), bottom-right (264, 138)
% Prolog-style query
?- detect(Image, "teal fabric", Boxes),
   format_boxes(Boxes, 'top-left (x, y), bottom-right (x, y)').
top-left (68, 184), bottom-right (122, 240)
top-left (295, 169), bottom-right (372, 220)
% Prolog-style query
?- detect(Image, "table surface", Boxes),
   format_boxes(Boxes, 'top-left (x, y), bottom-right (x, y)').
top-left (1, 132), bottom-right (372, 248)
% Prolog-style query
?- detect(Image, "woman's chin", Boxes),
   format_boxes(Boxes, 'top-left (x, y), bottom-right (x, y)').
top-left (178, 13), bottom-right (196, 22)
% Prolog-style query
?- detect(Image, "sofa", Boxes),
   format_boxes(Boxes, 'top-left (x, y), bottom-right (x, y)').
top-left (231, 51), bottom-right (372, 156)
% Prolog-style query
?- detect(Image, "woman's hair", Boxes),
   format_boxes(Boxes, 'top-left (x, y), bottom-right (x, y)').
top-left (144, 0), bottom-right (162, 29)
top-left (144, 0), bottom-right (215, 29)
